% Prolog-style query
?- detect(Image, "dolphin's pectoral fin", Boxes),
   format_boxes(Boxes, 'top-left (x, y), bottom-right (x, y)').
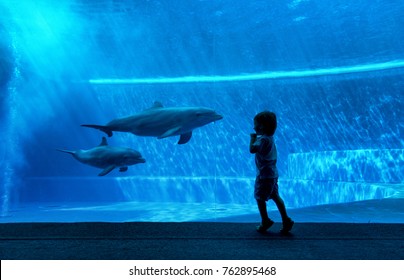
top-left (98, 165), bottom-right (116, 176)
top-left (119, 167), bottom-right (128, 172)
top-left (178, 131), bottom-right (192, 144)
top-left (158, 126), bottom-right (182, 139)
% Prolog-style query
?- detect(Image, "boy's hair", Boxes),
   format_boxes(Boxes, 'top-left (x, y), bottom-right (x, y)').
top-left (254, 111), bottom-right (277, 136)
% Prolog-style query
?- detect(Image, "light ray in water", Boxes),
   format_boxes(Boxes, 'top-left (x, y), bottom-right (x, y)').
top-left (89, 60), bottom-right (404, 85)
top-left (1, 35), bottom-right (21, 217)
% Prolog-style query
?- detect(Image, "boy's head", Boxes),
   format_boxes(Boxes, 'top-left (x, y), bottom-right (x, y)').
top-left (254, 111), bottom-right (277, 136)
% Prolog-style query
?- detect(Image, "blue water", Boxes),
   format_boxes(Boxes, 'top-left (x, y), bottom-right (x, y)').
top-left (0, 0), bottom-right (403, 222)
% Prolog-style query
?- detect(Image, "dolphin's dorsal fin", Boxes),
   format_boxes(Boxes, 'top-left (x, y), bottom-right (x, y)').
top-left (152, 101), bottom-right (163, 108)
top-left (145, 101), bottom-right (164, 111)
top-left (99, 137), bottom-right (108, 146)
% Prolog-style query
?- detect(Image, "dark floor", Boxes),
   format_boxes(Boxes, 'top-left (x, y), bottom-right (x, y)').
top-left (1, 222), bottom-right (403, 260)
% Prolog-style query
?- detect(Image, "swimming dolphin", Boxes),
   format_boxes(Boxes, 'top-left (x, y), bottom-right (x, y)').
top-left (81, 101), bottom-right (223, 144)
top-left (56, 137), bottom-right (146, 176)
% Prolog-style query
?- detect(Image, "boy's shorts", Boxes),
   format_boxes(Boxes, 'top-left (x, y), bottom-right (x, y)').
top-left (254, 177), bottom-right (279, 201)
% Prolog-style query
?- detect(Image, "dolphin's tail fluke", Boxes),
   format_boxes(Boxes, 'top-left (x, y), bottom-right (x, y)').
top-left (56, 149), bottom-right (75, 155)
top-left (81, 124), bottom-right (113, 137)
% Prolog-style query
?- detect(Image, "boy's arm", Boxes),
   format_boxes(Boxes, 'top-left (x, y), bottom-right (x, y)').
top-left (249, 133), bottom-right (258, 153)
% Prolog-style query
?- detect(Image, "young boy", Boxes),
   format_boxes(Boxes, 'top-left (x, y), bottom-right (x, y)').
top-left (249, 111), bottom-right (294, 233)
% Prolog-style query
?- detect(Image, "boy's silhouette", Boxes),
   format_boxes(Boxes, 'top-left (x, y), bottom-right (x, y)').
top-left (249, 111), bottom-right (294, 233)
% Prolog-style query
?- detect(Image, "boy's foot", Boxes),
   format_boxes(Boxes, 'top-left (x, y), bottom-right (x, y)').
top-left (280, 218), bottom-right (294, 234)
top-left (256, 219), bottom-right (274, 233)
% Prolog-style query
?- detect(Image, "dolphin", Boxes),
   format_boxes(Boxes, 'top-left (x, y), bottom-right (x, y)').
top-left (56, 137), bottom-right (146, 176)
top-left (81, 101), bottom-right (223, 144)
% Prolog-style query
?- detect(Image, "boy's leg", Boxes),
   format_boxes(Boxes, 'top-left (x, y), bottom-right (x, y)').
top-left (272, 193), bottom-right (294, 233)
top-left (257, 199), bottom-right (270, 222)
top-left (256, 199), bottom-right (274, 232)
top-left (255, 178), bottom-right (274, 232)
top-left (271, 193), bottom-right (288, 222)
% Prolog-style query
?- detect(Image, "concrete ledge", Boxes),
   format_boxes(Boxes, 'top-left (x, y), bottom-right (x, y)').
top-left (1, 222), bottom-right (403, 260)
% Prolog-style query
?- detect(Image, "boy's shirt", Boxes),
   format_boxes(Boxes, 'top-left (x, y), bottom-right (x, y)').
top-left (253, 135), bottom-right (278, 179)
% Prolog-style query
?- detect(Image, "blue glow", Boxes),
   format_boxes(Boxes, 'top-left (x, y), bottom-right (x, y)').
top-left (0, 0), bottom-right (403, 223)
top-left (287, 149), bottom-right (404, 183)
top-left (22, 176), bottom-right (398, 206)
top-left (89, 60), bottom-right (404, 85)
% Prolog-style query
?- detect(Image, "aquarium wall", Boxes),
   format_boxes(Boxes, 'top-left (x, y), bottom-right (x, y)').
top-left (0, 0), bottom-right (403, 221)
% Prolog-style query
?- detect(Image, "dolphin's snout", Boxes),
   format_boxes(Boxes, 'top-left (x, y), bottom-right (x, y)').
top-left (212, 113), bottom-right (223, 122)
top-left (216, 114), bottom-right (223, 120)
top-left (138, 157), bottom-right (146, 163)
